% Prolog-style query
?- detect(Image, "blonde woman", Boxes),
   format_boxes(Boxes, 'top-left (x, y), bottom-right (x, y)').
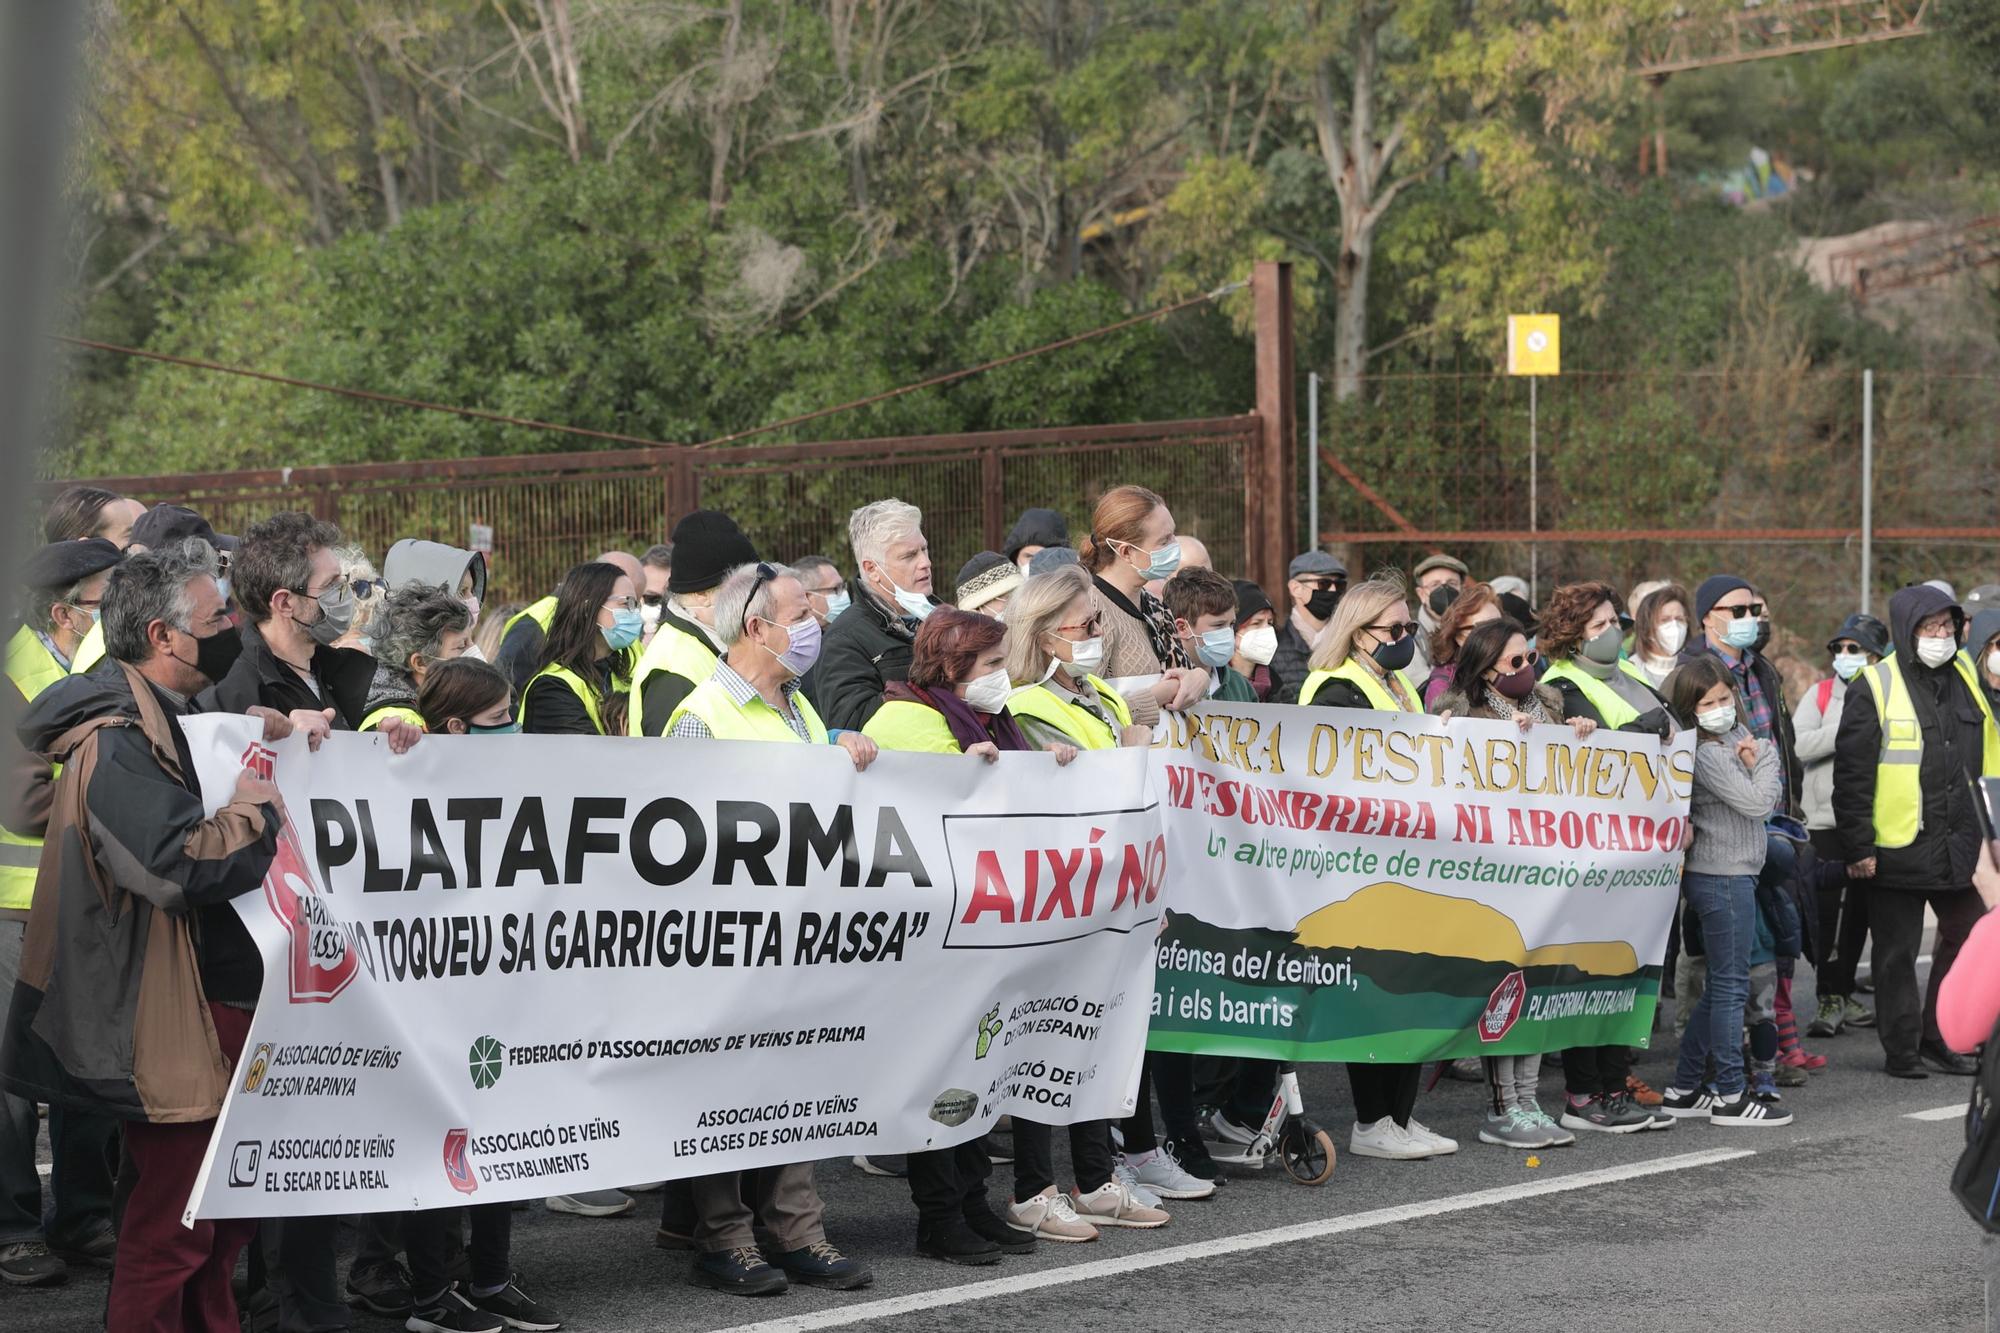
top-left (1298, 575), bottom-right (1458, 1161)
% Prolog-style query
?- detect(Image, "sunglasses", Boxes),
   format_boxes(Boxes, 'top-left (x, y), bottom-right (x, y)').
top-left (1297, 577), bottom-right (1346, 592)
top-left (1713, 602), bottom-right (1766, 620)
top-left (1054, 615), bottom-right (1105, 637)
top-left (1491, 653), bottom-right (1530, 673)
top-left (1368, 621), bottom-right (1420, 641)
top-left (742, 561), bottom-right (781, 632)
top-left (641, 592), bottom-right (665, 608)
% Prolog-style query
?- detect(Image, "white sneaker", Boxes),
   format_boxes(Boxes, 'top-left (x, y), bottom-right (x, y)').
top-left (1349, 1116), bottom-right (1430, 1160)
top-left (1006, 1185), bottom-right (1099, 1242)
top-left (1403, 1117), bottom-right (1459, 1155)
top-left (1128, 1145), bottom-right (1216, 1201)
top-left (1071, 1180), bottom-right (1169, 1229)
top-left (1207, 1109), bottom-right (1260, 1146)
top-left (1111, 1158), bottom-right (1165, 1209)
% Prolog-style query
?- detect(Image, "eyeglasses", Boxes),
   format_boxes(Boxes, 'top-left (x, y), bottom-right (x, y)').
top-left (743, 562), bottom-right (780, 632)
top-left (1713, 602), bottom-right (1765, 620)
top-left (296, 575), bottom-right (351, 600)
top-left (602, 595), bottom-right (639, 612)
top-left (1492, 653), bottom-right (1530, 672)
top-left (1367, 621), bottom-right (1419, 641)
top-left (808, 585), bottom-right (843, 600)
top-left (1296, 577), bottom-right (1346, 592)
top-left (1054, 615), bottom-right (1104, 636)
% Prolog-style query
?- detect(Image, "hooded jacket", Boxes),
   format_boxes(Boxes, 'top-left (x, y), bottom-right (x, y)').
top-left (1, 663), bottom-right (277, 1122)
top-left (383, 539), bottom-right (487, 604)
top-left (1971, 608), bottom-right (2000, 713)
top-left (1833, 584), bottom-right (1990, 889)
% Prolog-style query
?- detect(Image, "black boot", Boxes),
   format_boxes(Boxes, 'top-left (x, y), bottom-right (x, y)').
top-left (916, 1218), bottom-right (1002, 1266)
top-left (962, 1197), bottom-right (1035, 1255)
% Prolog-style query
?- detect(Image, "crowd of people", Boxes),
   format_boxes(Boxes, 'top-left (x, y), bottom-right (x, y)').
top-left (4, 481), bottom-right (1999, 1331)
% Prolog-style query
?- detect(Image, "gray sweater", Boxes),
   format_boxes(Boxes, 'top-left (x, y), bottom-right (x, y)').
top-left (1685, 725), bottom-right (1781, 875)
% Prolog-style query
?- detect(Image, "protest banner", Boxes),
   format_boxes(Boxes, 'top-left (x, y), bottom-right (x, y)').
top-left (1145, 702), bottom-right (1694, 1062)
top-left (179, 718), bottom-right (1162, 1222)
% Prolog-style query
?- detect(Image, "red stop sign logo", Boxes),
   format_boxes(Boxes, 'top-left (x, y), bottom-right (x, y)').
top-left (1479, 970), bottom-right (1526, 1043)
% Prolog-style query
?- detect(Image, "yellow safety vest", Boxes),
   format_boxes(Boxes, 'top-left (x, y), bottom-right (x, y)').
top-left (524, 663), bottom-right (609, 736)
top-left (68, 620), bottom-right (106, 676)
top-left (1004, 675), bottom-right (1132, 750)
top-left (862, 699), bottom-right (964, 754)
top-left (627, 622), bottom-right (719, 736)
top-left (1539, 658), bottom-right (1656, 730)
top-left (3, 627), bottom-right (68, 909)
top-left (1297, 659), bottom-right (1420, 712)
top-left (1859, 655), bottom-right (2000, 849)
top-left (504, 596), bottom-right (558, 642)
top-left (667, 677), bottom-right (829, 745)
top-left (359, 704), bottom-right (426, 733)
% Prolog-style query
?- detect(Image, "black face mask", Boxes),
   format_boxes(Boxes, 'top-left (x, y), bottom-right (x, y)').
top-left (1751, 619), bottom-right (1772, 654)
top-left (192, 626), bottom-right (245, 683)
top-left (1370, 633), bottom-right (1417, 673)
top-left (1427, 585), bottom-right (1460, 618)
top-left (1306, 588), bottom-right (1340, 621)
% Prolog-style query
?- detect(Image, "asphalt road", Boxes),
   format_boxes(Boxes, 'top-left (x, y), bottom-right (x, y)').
top-left (8, 975), bottom-right (1990, 1333)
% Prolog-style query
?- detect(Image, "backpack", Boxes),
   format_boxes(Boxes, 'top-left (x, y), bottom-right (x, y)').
top-left (1951, 1014), bottom-right (2000, 1233)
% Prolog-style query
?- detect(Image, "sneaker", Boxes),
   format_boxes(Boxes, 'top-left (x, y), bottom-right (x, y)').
top-left (49, 1221), bottom-right (116, 1267)
top-left (773, 1241), bottom-right (872, 1290)
top-left (1774, 1062), bottom-right (1809, 1087)
top-left (1710, 1090), bottom-right (1793, 1127)
top-left (1659, 1085), bottom-right (1718, 1118)
top-left (1403, 1118), bottom-right (1459, 1155)
top-left (1071, 1180), bottom-right (1169, 1229)
top-left (1522, 1107), bottom-right (1576, 1146)
top-left (1843, 996), bottom-right (1875, 1029)
top-left (1129, 1144), bottom-right (1216, 1200)
top-left (851, 1154), bottom-right (908, 1178)
top-left (1623, 1075), bottom-right (1664, 1107)
top-left (1921, 1041), bottom-right (1979, 1076)
top-left (1778, 1047), bottom-right (1827, 1074)
top-left (1749, 1071), bottom-right (1783, 1104)
top-left (1479, 1110), bottom-right (1551, 1148)
top-left (543, 1190), bottom-right (633, 1218)
top-left (348, 1260), bottom-right (416, 1315)
top-left (1640, 1106), bottom-right (1677, 1131)
top-left (0, 1240), bottom-right (67, 1288)
top-left (1208, 1109), bottom-right (1260, 1147)
top-left (1808, 995), bottom-right (1846, 1038)
top-left (1111, 1158), bottom-right (1165, 1209)
top-left (405, 1288), bottom-right (504, 1333)
top-left (1007, 1186), bottom-right (1099, 1242)
top-left (467, 1279), bottom-right (562, 1331)
top-left (1445, 1056), bottom-right (1484, 1082)
top-left (1349, 1116), bottom-right (1431, 1160)
top-left (689, 1246), bottom-right (787, 1297)
top-left (622, 1181), bottom-right (665, 1192)
top-left (1163, 1135), bottom-right (1227, 1185)
top-left (915, 1218), bottom-right (1002, 1267)
top-left (1560, 1094), bottom-right (1648, 1134)
top-left (962, 1198), bottom-right (1035, 1255)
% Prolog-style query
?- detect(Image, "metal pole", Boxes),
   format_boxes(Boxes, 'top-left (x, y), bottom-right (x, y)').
top-left (1529, 376), bottom-right (1539, 605)
top-left (1308, 372), bottom-right (1320, 553)
top-left (1860, 368), bottom-right (1873, 615)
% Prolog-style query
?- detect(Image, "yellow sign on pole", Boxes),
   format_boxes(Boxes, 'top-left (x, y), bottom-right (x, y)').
top-left (1506, 314), bottom-right (1561, 376)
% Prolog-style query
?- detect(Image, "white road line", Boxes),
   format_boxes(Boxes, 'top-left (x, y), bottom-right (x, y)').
top-left (717, 1147), bottom-right (1756, 1333)
top-left (1906, 1103), bottom-right (1967, 1121)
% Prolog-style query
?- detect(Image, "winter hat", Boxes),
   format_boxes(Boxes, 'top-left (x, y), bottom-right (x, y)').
top-left (22, 537), bottom-right (123, 592)
top-left (1002, 508), bottom-right (1071, 564)
top-left (956, 551), bottom-right (1023, 612)
top-left (1497, 591), bottom-right (1538, 634)
top-left (1232, 579), bottom-right (1274, 627)
top-left (666, 510), bottom-right (758, 593)
top-left (1288, 550), bottom-right (1346, 579)
top-left (1694, 574), bottom-right (1755, 623)
top-left (1027, 546), bottom-right (1081, 577)
top-left (1413, 552), bottom-right (1469, 580)
top-left (1826, 613), bottom-right (1889, 659)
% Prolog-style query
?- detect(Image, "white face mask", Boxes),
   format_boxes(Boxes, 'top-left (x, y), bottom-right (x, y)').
top-left (1696, 704), bottom-right (1737, 735)
top-left (962, 666), bottom-right (1013, 714)
top-left (460, 642), bottom-right (487, 663)
top-left (1238, 625), bottom-right (1278, 666)
top-left (1053, 635), bottom-right (1105, 679)
top-left (1655, 620), bottom-right (1687, 655)
top-left (640, 602), bottom-right (663, 633)
top-left (1987, 649), bottom-right (2000, 678)
top-left (1916, 635), bottom-right (1957, 669)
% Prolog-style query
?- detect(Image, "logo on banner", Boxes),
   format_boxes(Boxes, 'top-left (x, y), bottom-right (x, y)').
top-left (229, 1141), bottom-right (262, 1187)
top-left (975, 1005), bottom-right (1002, 1059)
top-left (929, 1089), bottom-right (979, 1127)
top-left (442, 1129), bottom-right (477, 1194)
top-left (241, 1043), bottom-right (273, 1094)
top-left (254, 747), bottom-right (361, 1003)
top-left (1479, 970), bottom-right (1527, 1043)
top-left (468, 1036), bottom-right (505, 1090)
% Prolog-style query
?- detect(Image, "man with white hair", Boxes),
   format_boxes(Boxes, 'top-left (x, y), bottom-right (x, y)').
top-left (815, 499), bottom-right (941, 731)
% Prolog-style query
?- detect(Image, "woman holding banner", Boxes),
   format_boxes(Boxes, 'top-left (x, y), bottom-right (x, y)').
top-left (1298, 576), bottom-right (1459, 1162)
top-left (522, 561), bottom-right (640, 737)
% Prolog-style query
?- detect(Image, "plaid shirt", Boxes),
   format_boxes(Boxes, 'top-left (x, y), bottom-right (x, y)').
top-left (1701, 640), bottom-right (1789, 808)
top-left (668, 661), bottom-right (816, 743)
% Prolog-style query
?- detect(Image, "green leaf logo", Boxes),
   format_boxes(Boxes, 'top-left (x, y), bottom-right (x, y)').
top-left (975, 1005), bottom-right (1003, 1060)
top-left (468, 1035), bottom-right (504, 1090)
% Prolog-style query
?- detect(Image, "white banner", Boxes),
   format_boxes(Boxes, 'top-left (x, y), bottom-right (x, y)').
top-left (180, 718), bottom-right (1161, 1222)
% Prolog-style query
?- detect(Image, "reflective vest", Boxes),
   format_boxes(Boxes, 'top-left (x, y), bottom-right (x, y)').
top-left (524, 663), bottom-right (609, 736)
top-left (667, 677), bottom-right (828, 745)
top-left (1540, 658), bottom-right (1656, 730)
top-left (627, 622), bottom-right (719, 736)
top-left (359, 704), bottom-right (426, 733)
top-left (862, 700), bottom-right (964, 754)
top-left (2, 627), bottom-right (67, 910)
top-left (68, 620), bottom-right (106, 676)
top-left (1859, 655), bottom-right (2000, 849)
top-left (1297, 659), bottom-right (1420, 712)
top-left (504, 596), bottom-right (558, 642)
top-left (1004, 676), bottom-right (1132, 750)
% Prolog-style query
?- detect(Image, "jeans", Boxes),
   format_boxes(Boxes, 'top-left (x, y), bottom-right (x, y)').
top-left (1675, 872), bottom-right (1756, 1096)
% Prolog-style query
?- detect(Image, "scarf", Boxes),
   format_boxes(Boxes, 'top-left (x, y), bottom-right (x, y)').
top-left (884, 681), bottom-right (1032, 753)
top-left (1093, 574), bottom-right (1191, 671)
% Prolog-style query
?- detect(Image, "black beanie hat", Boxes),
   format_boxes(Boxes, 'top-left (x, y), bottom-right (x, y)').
top-left (666, 511), bottom-right (758, 593)
top-left (1232, 579), bottom-right (1274, 627)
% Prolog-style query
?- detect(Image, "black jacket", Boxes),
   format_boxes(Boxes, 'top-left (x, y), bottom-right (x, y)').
top-left (1833, 584), bottom-right (1987, 890)
top-left (1269, 618), bottom-right (1315, 705)
top-left (522, 656), bottom-right (618, 736)
top-left (497, 614), bottom-right (547, 695)
top-left (636, 608), bottom-right (719, 737)
top-left (814, 579), bottom-right (933, 732)
top-left (1678, 638), bottom-right (1803, 815)
top-left (197, 621), bottom-right (374, 731)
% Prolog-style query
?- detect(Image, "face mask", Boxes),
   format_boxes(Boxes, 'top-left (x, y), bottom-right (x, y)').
top-left (1696, 704), bottom-right (1738, 735)
top-left (1752, 620), bottom-right (1772, 654)
top-left (824, 590), bottom-right (851, 622)
top-left (1120, 539), bottom-right (1180, 582)
top-left (1306, 588), bottom-right (1339, 621)
top-left (1195, 625), bottom-right (1236, 669)
top-left (873, 567), bottom-right (932, 621)
top-left (1238, 625), bottom-right (1278, 666)
top-left (191, 625), bottom-right (245, 683)
top-left (1426, 585), bottom-right (1460, 618)
top-left (303, 585), bottom-right (356, 646)
top-left (1915, 635), bottom-right (1957, 669)
top-left (461, 642), bottom-right (487, 663)
top-left (1370, 633), bottom-right (1416, 673)
top-left (463, 595), bottom-right (482, 630)
top-left (602, 608), bottom-right (644, 652)
top-left (1656, 620), bottom-right (1687, 654)
top-left (468, 719), bottom-right (520, 735)
top-left (1582, 623), bottom-right (1625, 665)
top-left (1491, 664), bottom-right (1537, 700)
top-left (640, 602), bottom-right (663, 633)
top-left (1054, 634), bottom-right (1105, 679)
top-left (962, 666), bottom-right (1013, 714)
top-left (1986, 649), bottom-right (2000, 678)
top-left (216, 577), bottom-right (232, 606)
top-left (1720, 615), bottom-right (1760, 650)
top-left (763, 614), bottom-right (823, 677)
top-left (1831, 652), bottom-right (1866, 681)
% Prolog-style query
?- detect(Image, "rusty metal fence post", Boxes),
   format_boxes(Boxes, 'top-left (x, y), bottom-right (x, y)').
top-left (1251, 260), bottom-right (1298, 596)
